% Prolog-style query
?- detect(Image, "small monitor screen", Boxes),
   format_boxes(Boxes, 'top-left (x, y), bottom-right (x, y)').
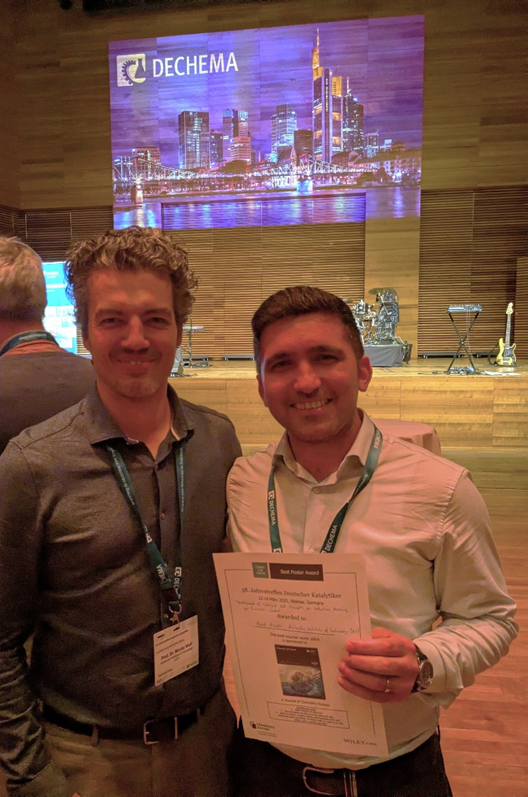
top-left (42, 262), bottom-right (78, 354)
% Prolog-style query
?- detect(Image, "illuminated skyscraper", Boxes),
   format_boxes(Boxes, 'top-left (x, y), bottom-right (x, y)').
top-left (210, 131), bottom-right (223, 167)
top-left (312, 30), bottom-right (343, 162)
top-left (230, 136), bottom-right (251, 164)
top-left (365, 132), bottom-right (380, 158)
top-left (294, 129), bottom-right (313, 159)
top-left (222, 109), bottom-right (250, 161)
top-left (271, 104), bottom-right (297, 153)
top-left (342, 83), bottom-right (364, 154)
top-left (178, 111), bottom-right (210, 169)
top-left (222, 109), bottom-right (249, 138)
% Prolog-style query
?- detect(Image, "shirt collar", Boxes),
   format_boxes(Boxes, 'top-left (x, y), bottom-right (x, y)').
top-left (82, 384), bottom-right (194, 446)
top-left (272, 410), bottom-right (375, 482)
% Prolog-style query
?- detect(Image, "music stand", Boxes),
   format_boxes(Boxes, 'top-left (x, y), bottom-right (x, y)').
top-left (446, 305), bottom-right (482, 374)
top-left (171, 346), bottom-right (187, 378)
top-left (184, 320), bottom-right (208, 369)
top-left (170, 321), bottom-right (207, 376)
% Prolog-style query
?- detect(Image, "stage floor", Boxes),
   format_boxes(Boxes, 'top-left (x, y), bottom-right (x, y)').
top-left (170, 358), bottom-right (528, 450)
top-left (174, 357), bottom-right (528, 380)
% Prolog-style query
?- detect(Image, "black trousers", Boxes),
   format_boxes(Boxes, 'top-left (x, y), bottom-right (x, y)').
top-left (231, 727), bottom-right (453, 797)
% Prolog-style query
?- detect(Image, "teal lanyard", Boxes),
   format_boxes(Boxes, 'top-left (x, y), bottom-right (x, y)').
top-left (267, 426), bottom-right (382, 553)
top-left (107, 443), bottom-right (186, 623)
top-left (0, 330), bottom-right (57, 357)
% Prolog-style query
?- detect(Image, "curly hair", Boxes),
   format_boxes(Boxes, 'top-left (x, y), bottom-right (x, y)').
top-left (64, 226), bottom-right (197, 331)
top-left (252, 285), bottom-right (364, 371)
top-left (0, 236), bottom-right (47, 322)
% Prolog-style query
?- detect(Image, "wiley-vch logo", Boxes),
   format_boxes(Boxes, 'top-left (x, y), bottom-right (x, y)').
top-left (116, 54), bottom-right (147, 87)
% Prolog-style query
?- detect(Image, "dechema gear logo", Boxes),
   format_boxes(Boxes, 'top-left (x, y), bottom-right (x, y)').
top-left (116, 54), bottom-right (147, 86)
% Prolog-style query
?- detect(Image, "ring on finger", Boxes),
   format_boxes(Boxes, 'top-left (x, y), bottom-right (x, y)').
top-left (384, 677), bottom-right (391, 693)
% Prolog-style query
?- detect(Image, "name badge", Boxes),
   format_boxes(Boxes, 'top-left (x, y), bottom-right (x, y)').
top-left (153, 615), bottom-right (199, 686)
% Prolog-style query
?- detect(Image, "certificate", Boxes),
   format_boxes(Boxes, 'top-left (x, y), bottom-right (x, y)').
top-left (214, 552), bottom-right (387, 756)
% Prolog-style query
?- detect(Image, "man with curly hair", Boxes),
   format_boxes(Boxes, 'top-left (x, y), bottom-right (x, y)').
top-left (0, 227), bottom-right (241, 797)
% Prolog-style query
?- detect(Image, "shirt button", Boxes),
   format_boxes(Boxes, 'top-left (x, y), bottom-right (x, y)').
top-left (161, 511), bottom-right (166, 520)
top-left (313, 487), bottom-right (321, 494)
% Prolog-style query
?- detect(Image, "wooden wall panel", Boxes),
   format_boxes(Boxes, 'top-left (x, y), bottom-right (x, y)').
top-left (474, 9), bottom-right (528, 188)
top-left (225, 378), bottom-right (282, 447)
top-left (400, 378), bottom-right (495, 448)
top-left (171, 372), bottom-right (528, 450)
top-left (421, 1), bottom-right (528, 190)
top-left (1, 0), bottom-right (527, 361)
top-left (418, 191), bottom-right (475, 354)
top-left (420, 6), bottom-right (482, 191)
top-left (218, 227), bottom-right (263, 358)
top-left (365, 211), bottom-right (421, 355)
top-left (360, 378), bottom-right (402, 420)
top-left (515, 257), bottom-right (528, 361)
top-left (260, 226), bottom-right (314, 299)
top-left (171, 378), bottom-right (229, 418)
top-left (0, 1), bottom-right (18, 207)
top-left (173, 229), bottom-right (216, 359)
top-left (492, 379), bottom-right (528, 448)
top-left (311, 221), bottom-right (365, 301)
top-left (23, 207), bottom-right (114, 261)
top-left (418, 188), bottom-right (528, 357)
top-left (470, 187), bottom-right (527, 353)
top-left (0, 206), bottom-right (19, 238)
top-left (176, 220), bottom-right (365, 359)
top-left (0, 205), bottom-right (114, 258)
top-left (2, 0), bottom-right (526, 210)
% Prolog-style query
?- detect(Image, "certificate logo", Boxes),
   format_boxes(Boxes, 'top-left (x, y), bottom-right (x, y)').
top-left (252, 562), bottom-right (270, 579)
top-left (117, 54), bottom-right (147, 86)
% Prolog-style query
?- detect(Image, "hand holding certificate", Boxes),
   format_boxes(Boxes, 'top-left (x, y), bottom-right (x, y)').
top-left (214, 552), bottom-right (388, 756)
top-left (339, 626), bottom-right (420, 702)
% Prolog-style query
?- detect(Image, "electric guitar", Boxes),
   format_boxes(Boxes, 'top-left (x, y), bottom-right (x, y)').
top-left (497, 303), bottom-right (516, 365)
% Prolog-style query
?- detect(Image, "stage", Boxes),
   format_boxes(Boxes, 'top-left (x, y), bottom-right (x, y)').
top-left (169, 357), bottom-right (528, 451)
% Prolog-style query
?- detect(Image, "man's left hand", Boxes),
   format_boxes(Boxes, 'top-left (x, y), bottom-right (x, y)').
top-left (338, 627), bottom-right (419, 703)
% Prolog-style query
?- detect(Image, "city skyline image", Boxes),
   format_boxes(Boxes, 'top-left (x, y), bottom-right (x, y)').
top-left (109, 15), bottom-right (424, 230)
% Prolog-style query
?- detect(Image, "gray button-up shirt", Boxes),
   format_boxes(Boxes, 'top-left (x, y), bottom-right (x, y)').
top-left (0, 385), bottom-right (241, 796)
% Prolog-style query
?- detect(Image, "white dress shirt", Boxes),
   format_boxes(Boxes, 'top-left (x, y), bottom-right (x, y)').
top-left (227, 411), bottom-right (517, 769)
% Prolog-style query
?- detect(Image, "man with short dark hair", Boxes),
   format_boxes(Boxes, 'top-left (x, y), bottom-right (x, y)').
top-left (0, 236), bottom-right (94, 454)
top-left (227, 285), bottom-right (517, 797)
top-left (0, 227), bottom-right (241, 797)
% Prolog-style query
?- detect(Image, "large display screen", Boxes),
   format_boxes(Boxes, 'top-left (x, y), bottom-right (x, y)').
top-left (42, 262), bottom-right (78, 354)
top-left (109, 16), bottom-right (424, 231)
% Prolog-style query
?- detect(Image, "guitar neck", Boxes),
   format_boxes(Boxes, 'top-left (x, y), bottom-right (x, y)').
top-left (505, 315), bottom-right (511, 347)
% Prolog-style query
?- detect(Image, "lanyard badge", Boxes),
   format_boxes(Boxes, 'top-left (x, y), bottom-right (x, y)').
top-left (107, 443), bottom-right (186, 624)
top-left (267, 426), bottom-right (382, 553)
top-left (107, 442), bottom-right (200, 683)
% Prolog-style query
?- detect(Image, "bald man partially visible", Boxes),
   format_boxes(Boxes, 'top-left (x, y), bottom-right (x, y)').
top-left (0, 236), bottom-right (94, 454)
